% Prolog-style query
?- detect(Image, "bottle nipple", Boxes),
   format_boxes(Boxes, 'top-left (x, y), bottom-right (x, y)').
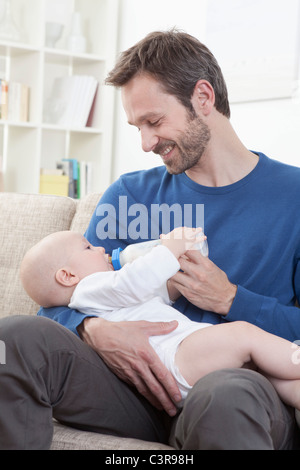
top-left (111, 247), bottom-right (123, 270)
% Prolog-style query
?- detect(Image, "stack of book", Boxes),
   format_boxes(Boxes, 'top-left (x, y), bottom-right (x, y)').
top-left (0, 80), bottom-right (30, 122)
top-left (44, 75), bottom-right (98, 128)
top-left (40, 158), bottom-right (93, 199)
top-left (0, 155), bottom-right (4, 192)
top-left (39, 170), bottom-right (69, 198)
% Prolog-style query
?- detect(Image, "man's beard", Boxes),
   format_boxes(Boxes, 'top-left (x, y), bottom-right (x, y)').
top-left (153, 116), bottom-right (211, 175)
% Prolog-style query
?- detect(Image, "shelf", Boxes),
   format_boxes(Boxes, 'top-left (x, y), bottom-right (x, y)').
top-left (0, 121), bottom-right (103, 133)
top-left (0, 0), bottom-right (120, 197)
top-left (0, 40), bottom-right (40, 56)
top-left (41, 123), bottom-right (103, 134)
top-left (43, 47), bottom-right (106, 64)
top-left (0, 120), bottom-right (38, 128)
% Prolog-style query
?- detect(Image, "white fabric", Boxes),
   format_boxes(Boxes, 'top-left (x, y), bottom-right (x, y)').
top-left (69, 245), bottom-right (212, 400)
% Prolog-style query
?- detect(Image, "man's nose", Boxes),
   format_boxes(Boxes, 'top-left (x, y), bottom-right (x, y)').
top-left (140, 128), bottom-right (159, 153)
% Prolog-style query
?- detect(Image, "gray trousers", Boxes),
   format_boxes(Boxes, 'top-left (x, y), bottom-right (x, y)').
top-left (0, 315), bottom-right (297, 450)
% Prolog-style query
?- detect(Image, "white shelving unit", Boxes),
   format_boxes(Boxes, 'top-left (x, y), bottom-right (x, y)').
top-left (0, 0), bottom-right (119, 195)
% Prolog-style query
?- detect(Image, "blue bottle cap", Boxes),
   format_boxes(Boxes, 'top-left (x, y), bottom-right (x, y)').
top-left (111, 247), bottom-right (123, 270)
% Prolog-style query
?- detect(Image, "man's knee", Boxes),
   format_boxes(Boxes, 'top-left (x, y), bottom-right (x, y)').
top-left (188, 367), bottom-right (267, 408)
top-left (0, 315), bottom-right (83, 366)
top-left (171, 368), bottom-right (293, 449)
top-left (186, 367), bottom-right (288, 425)
top-left (182, 368), bottom-right (270, 428)
top-left (1, 315), bottom-right (55, 338)
top-left (1, 315), bottom-right (46, 350)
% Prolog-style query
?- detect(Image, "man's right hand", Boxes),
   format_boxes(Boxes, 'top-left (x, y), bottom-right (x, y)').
top-left (78, 317), bottom-right (181, 416)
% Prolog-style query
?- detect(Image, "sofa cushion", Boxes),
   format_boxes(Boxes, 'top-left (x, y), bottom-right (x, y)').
top-left (51, 421), bottom-right (173, 450)
top-left (70, 193), bottom-right (101, 234)
top-left (0, 193), bottom-right (77, 318)
top-left (0, 191), bottom-right (176, 450)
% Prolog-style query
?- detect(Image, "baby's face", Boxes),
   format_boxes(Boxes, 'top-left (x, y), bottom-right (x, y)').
top-left (67, 234), bottom-right (114, 279)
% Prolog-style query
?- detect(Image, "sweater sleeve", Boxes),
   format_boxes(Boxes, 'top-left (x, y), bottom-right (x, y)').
top-left (37, 305), bottom-right (93, 336)
top-left (226, 282), bottom-right (300, 343)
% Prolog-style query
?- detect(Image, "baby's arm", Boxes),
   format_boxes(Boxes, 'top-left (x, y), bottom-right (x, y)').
top-left (69, 245), bottom-right (180, 314)
top-left (161, 227), bottom-right (205, 302)
top-left (167, 279), bottom-right (181, 303)
top-left (70, 228), bottom-right (205, 313)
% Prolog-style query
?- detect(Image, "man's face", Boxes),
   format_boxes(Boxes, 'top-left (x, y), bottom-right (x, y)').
top-left (121, 73), bottom-right (211, 175)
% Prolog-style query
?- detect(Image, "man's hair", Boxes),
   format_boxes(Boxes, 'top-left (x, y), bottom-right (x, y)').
top-left (106, 29), bottom-right (230, 118)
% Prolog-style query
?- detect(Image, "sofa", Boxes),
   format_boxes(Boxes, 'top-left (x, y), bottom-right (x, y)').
top-left (0, 191), bottom-right (174, 450)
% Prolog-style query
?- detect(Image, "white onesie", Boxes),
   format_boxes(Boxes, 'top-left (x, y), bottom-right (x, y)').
top-left (69, 245), bottom-right (212, 404)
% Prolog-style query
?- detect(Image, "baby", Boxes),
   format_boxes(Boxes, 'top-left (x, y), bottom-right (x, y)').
top-left (20, 228), bottom-right (300, 409)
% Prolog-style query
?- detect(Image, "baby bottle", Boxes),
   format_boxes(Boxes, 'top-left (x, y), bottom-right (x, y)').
top-left (111, 234), bottom-right (208, 270)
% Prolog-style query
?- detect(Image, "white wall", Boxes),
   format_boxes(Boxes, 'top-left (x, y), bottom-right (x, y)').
top-left (230, 95), bottom-right (300, 167)
top-left (111, 0), bottom-right (300, 180)
top-left (111, 0), bottom-right (208, 178)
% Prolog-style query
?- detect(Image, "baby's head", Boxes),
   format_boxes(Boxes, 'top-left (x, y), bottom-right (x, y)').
top-left (20, 231), bottom-right (113, 308)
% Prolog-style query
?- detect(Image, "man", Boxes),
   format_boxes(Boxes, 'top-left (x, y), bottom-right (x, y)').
top-left (1, 30), bottom-right (300, 449)
top-left (43, 29), bottom-right (300, 448)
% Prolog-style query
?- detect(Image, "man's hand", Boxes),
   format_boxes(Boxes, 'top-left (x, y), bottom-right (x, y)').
top-left (78, 317), bottom-right (182, 416)
top-left (171, 249), bottom-right (237, 315)
top-left (160, 226), bottom-right (205, 260)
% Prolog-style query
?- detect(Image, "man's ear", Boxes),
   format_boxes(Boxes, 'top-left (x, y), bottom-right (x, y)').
top-left (55, 267), bottom-right (80, 287)
top-left (191, 79), bottom-right (215, 116)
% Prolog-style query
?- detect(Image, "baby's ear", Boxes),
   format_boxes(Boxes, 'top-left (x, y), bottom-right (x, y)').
top-left (56, 268), bottom-right (80, 287)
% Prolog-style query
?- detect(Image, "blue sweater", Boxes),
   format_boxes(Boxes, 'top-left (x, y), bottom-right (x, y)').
top-left (39, 153), bottom-right (300, 342)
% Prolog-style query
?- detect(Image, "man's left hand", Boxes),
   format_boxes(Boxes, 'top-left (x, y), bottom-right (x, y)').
top-left (170, 250), bottom-right (237, 315)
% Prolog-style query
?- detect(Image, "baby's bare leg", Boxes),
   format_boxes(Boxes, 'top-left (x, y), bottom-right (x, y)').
top-left (175, 322), bottom-right (254, 386)
top-left (175, 321), bottom-right (300, 390)
top-left (267, 377), bottom-right (300, 409)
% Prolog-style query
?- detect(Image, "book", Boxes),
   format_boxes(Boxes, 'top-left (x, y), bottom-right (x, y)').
top-left (53, 158), bottom-right (93, 199)
top-left (39, 159), bottom-right (94, 199)
top-left (39, 170), bottom-right (69, 197)
top-left (44, 75), bottom-right (98, 128)
top-left (8, 82), bottom-right (30, 122)
top-left (62, 158), bottom-right (79, 199)
top-left (79, 160), bottom-right (93, 198)
top-left (54, 77), bottom-right (80, 127)
top-left (0, 80), bottom-right (29, 122)
top-left (0, 80), bottom-right (8, 120)
top-left (20, 84), bottom-right (30, 122)
top-left (85, 161), bottom-right (93, 195)
top-left (70, 75), bottom-right (86, 128)
top-left (72, 76), bottom-right (98, 128)
top-left (0, 154), bottom-right (4, 192)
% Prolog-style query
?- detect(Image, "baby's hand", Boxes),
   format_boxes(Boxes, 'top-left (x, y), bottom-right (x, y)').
top-left (160, 227), bottom-right (206, 259)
